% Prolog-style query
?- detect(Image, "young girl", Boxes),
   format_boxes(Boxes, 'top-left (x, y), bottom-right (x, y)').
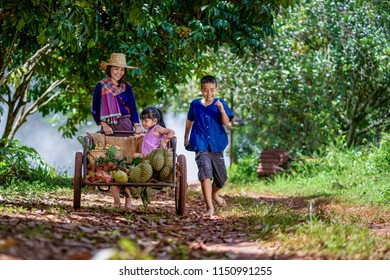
top-left (138, 107), bottom-right (175, 156)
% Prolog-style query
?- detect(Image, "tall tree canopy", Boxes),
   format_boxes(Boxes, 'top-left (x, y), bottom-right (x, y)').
top-left (0, 0), bottom-right (294, 139)
top-left (210, 0), bottom-right (389, 155)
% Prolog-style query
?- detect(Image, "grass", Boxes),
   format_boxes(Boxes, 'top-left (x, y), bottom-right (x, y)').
top-left (280, 221), bottom-right (386, 259)
top-left (228, 136), bottom-right (390, 206)
top-left (221, 138), bottom-right (390, 259)
top-left (219, 189), bottom-right (389, 259)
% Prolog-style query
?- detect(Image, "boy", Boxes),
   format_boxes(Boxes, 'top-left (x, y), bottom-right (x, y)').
top-left (184, 75), bottom-right (234, 216)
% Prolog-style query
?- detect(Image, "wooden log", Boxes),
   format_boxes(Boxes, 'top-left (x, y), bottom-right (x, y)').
top-left (257, 149), bottom-right (291, 177)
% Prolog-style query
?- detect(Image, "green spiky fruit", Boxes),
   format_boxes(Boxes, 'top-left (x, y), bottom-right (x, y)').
top-left (129, 165), bottom-right (142, 183)
top-left (138, 161), bottom-right (153, 182)
top-left (163, 148), bottom-right (174, 167)
top-left (150, 149), bottom-right (165, 171)
top-left (145, 149), bottom-right (158, 162)
top-left (159, 164), bottom-right (173, 182)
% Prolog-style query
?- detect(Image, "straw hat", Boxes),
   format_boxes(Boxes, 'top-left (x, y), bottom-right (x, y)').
top-left (100, 53), bottom-right (138, 70)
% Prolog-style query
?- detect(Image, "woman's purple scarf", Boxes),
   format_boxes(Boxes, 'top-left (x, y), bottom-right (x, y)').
top-left (99, 77), bottom-right (126, 124)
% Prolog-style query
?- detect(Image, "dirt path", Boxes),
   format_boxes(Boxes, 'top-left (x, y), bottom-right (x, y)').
top-left (0, 183), bottom-right (388, 260)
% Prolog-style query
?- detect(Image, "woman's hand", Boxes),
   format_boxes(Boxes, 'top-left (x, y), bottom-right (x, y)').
top-left (101, 122), bottom-right (113, 135)
top-left (134, 124), bottom-right (143, 134)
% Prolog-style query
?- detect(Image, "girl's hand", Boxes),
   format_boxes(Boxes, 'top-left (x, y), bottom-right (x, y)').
top-left (161, 138), bottom-right (169, 148)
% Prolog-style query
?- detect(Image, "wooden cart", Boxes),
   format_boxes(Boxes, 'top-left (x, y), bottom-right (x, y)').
top-left (72, 131), bottom-right (188, 215)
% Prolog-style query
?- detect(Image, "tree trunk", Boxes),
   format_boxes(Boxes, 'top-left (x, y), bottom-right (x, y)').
top-left (1, 44), bottom-right (52, 139)
top-left (2, 79), bottom-right (66, 139)
top-left (346, 122), bottom-right (357, 148)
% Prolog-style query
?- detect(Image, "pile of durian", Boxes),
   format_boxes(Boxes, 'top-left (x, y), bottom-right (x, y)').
top-left (128, 148), bottom-right (174, 183)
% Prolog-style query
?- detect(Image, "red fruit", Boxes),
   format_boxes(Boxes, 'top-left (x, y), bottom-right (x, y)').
top-left (103, 166), bottom-right (109, 172)
top-left (108, 161), bottom-right (114, 167)
top-left (102, 174), bottom-right (113, 183)
top-left (95, 170), bottom-right (105, 178)
top-left (87, 163), bottom-right (94, 170)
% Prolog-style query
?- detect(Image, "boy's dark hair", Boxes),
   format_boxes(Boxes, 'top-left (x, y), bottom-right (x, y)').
top-left (106, 65), bottom-right (127, 83)
top-left (140, 106), bottom-right (166, 128)
top-left (201, 75), bottom-right (217, 87)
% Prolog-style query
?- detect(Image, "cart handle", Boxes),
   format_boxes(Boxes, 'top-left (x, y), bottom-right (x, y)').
top-left (96, 129), bottom-right (136, 135)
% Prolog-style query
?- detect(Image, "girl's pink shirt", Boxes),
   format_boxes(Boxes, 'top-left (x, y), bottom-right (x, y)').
top-left (141, 125), bottom-right (166, 155)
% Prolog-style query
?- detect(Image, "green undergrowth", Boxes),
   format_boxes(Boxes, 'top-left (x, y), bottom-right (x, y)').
top-left (220, 194), bottom-right (389, 259)
top-left (227, 133), bottom-right (390, 206)
top-left (0, 177), bottom-right (72, 198)
top-left (278, 221), bottom-right (387, 259)
top-left (222, 134), bottom-right (389, 259)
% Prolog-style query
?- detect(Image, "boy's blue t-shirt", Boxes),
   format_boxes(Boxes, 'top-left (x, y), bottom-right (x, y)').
top-left (187, 98), bottom-right (234, 153)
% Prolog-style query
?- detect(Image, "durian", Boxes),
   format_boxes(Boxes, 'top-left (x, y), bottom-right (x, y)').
top-left (128, 157), bottom-right (153, 183)
top-left (159, 164), bottom-right (173, 182)
top-left (138, 160), bottom-right (153, 182)
top-left (145, 149), bottom-right (158, 162)
top-left (163, 148), bottom-right (174, 168)
top-left (150, 149), bottom-right (165, 171)
top-left (129, 165), bottom-right (142, 183)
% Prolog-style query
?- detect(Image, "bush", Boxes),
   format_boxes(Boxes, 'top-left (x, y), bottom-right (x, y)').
top-left (368, 132), bottom-right (390, 174)
top-left (0, 138), bottom-right (56, 184)
top-left (229, 133), bottom-right (389, 205)
top-left (228, 153), bottom-right (259, 183)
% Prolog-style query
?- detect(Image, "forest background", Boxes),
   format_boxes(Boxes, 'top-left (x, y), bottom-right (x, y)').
top-left (0, 0), bottom-right (389, 260)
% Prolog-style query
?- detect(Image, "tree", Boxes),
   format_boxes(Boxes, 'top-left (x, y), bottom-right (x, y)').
top-left (0, 0), bottom-right (295, 139)
top-left (312, 0), bottom-right (390, 147)
top-left (211, 0), bottom-right (389, 155)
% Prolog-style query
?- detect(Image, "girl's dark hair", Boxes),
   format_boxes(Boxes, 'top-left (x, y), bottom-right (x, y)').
top-left (140, 106), bottom-right (166, 128)
top-left (201, 75), bottom-right (217, 87)
top-left (106, 65), bottom-right (127, 83)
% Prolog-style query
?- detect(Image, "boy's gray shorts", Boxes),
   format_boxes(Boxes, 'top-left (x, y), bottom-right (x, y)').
top-left (195, 150), bottom-right (227, 188)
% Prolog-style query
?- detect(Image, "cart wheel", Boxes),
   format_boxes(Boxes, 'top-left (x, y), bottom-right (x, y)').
top-left (175, 154), bottom-right (188, 215)
top-left (73, 152), bottom-right (83, 210)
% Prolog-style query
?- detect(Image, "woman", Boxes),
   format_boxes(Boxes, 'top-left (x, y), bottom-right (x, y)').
top-left (91, 53), bottom-right (142, 209)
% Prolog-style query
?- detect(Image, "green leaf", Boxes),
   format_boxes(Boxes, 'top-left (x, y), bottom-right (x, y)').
top-left (77, 136), bottom-right (84, 145)
top-left (130, 157), bottom-right (141, 166)
top-left (16, 19), bottom-right (25, 30)
top-left (140, 187), bottom-right (150, 207)
top-left (106, 145), bottom-right (117, 159)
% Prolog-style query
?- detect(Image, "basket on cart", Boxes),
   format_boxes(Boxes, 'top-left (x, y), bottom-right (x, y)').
top-left (72, 131), bottom-right (188, 215)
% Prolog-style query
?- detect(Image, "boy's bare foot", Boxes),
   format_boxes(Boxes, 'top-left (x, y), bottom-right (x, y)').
top-left (204, 208), bottom-right (215, 217)
top-left (212, 195), bottom-right (227, 207)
